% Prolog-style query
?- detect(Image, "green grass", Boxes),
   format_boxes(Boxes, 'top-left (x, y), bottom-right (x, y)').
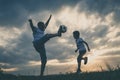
top-left (0, 68), bottom-right (120, 80)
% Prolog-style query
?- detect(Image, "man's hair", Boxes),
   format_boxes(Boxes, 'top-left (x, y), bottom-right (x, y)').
top-left (73, 31), bottom-right (80, 36)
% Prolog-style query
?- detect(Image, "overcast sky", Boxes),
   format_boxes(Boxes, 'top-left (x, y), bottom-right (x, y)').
top-left (0, 0), bottom-right (120, 75)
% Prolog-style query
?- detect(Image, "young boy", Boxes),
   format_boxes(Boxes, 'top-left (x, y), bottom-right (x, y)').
top-left (28, 15), bottom-right (64, 76)
top-left (73, 31), bottom-right (90, 73)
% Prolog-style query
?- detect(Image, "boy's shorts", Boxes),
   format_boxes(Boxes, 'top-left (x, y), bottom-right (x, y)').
top-left (33, 34), bottom-right (50, 46)
top-left (33, 34), bottom-right (51, 54)
top-left (79, 50), bottom-right (86, 56)
top-left (33, 34), bottom-right (50, 61)
top-left (79, 50), bottom-right (86, 57)
top-left (77, 50), bottom-right (86, 61)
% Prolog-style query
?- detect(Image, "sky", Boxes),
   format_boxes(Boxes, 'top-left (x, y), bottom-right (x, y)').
top-left (0, 0), bottom-right (120, 75)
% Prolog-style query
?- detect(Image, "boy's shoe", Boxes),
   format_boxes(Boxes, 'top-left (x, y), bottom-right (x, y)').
top-left (84, 57), bottom-right (88, 65)
top-left (57, 26), bottom-right (62, 37)
top-left (76, 69), bottom-right (81, 74)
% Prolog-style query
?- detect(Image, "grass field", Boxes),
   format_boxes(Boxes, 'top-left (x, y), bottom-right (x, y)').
top-left (0, 68), bottom-right (120, 80)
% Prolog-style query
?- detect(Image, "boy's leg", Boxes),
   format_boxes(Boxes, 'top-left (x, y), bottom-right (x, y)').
top-left (77, 55), bottom-right (82, 73)
top-left (37, 33), bottom-right (58, 45)
top-left (77, 51), bottom-right (86, 73)
top-left (37, 26), bottom-right (62, 45)
top-left (80, 51), bottom-right (88, 65)
top-left (40, 46), bottom-right (47, 76)
top-left (34, 45), bottom-right (47, 76)
top-left (84, 57), bottom-right (88, 65)
top-left (46, 33), bottom-right (59, 39)
top-left (37, 26), bottom-right (63, 45)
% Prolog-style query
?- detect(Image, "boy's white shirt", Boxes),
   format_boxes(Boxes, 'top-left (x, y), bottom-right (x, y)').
top-left (33, 26), bottom-right (44, 42)
top-left (76, 38), bottom-right (86, 51)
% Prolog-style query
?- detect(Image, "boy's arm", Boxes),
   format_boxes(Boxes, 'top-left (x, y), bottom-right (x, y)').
top-left (83, 41), bottom-right (90, 52)
top-left (28, 19), bottom-right (34, 31)
top-left (45, 14), bottom-right (52, 29)
top-left (75, 48), bottom-right (79, 53)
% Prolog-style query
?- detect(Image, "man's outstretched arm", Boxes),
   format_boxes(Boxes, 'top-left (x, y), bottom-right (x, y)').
top-left (45, 14), bottom-right (52, 29)
top-left (28, 19), bottom-right (34, 31)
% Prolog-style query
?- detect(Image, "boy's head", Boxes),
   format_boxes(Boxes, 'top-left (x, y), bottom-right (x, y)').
top-left (73, 31), bottom-right (80, 39)
top-left (37, 22), bottom-right (46, 31)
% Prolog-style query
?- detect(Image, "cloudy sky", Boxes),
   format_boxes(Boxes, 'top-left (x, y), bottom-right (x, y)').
top-left (0, 0), bottom-right (120, 75)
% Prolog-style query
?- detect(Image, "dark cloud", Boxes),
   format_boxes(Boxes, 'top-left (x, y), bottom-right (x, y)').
top-left (79, 0), bottom-right (120, 15)
top-left (0, 28), bottom-right (73, 66)
top-left (0, 46), bottom-right (5, 53)
top-left (0, 30), bottom-right (37, 65)
top-left (93, 25), bottom-right (109, 38)
top-left (0, 0), bottom-right (120, 27)
top-left (84, 0), bottom-right (109, 14)
top-left (116, 32), bottom-right (120, 37)
top-left (112, 10), bottom-right (120, 25)
top-left (79, 0), bottom-right (120, 25)
top-left (46, 41), bottom-right (74, 61)
top-left (74, 25), bottom-right (109, 49)
top-left (0, 0), bottom-right (80, 27)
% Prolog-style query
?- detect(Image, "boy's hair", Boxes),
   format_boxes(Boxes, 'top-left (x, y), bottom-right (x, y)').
top-left (37, 22), bottom-right (44, 27)
top-left (73, 31), bottom-right (80, 37)
top-left (37, 22), bottom-right (45, 31)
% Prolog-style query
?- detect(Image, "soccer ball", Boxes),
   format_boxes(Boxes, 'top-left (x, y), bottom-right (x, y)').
top-left (60, 25), bottom-right (67, 33)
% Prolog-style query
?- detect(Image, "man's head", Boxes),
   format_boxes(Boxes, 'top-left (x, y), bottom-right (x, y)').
top-left (73, 31), bottom-right (80, 39)
top-left (37, 22), bottom-right (46, 31)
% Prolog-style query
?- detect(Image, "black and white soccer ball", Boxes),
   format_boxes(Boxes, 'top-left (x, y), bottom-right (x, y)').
top-left (60, 25), bottom-right (67, 33)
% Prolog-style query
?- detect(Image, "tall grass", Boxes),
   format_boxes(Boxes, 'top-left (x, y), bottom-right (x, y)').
top-left (0, 65), bottom-right (120, 80)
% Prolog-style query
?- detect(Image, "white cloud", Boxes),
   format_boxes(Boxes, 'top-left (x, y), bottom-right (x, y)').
top-left (3, 67), bottom-right (18, 72)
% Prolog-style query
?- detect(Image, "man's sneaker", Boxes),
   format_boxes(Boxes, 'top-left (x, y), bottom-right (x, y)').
top-left (84, 57), bottom-right (88, 65)
top-left (57, 26), bottom-right (62, 37)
